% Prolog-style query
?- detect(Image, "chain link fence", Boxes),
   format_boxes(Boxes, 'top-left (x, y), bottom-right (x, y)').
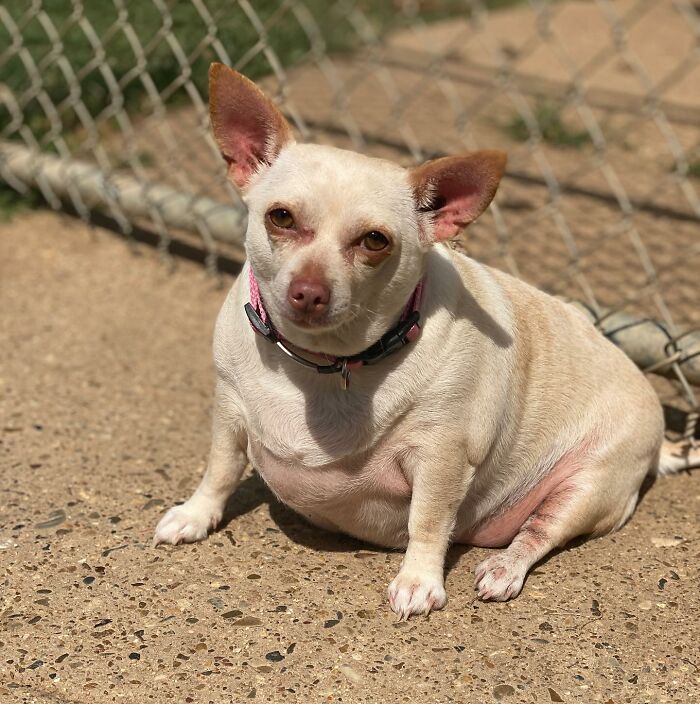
top-left (1, 0), bottom-right (699, 441)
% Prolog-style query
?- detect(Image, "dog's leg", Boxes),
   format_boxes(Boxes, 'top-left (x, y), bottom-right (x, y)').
top-left (473, 478), bottom-right (638, 602)
top-left (154, 386), bottom-right (247, 545)
top-left (387, 448), bottom-right (474, 620)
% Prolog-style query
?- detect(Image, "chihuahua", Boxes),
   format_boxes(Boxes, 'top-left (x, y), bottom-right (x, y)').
top-left (154, 64), bottom-right (698, 619)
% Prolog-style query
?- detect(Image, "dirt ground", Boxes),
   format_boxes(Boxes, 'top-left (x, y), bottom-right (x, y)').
top-left (1, 211), bottom-right (699, 704)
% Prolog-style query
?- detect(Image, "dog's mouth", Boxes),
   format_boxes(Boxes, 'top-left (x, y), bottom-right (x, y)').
top-left (282, 309), bottom-right (342, 332)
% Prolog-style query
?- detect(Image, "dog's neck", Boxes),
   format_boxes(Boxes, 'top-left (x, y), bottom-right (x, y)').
top-left (246, 266), bottom-right (424, 366)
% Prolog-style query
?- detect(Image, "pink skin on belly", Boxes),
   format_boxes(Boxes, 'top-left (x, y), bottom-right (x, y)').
top-left (251, 442), bottom-right (411, 512)
top-left (252, 438), bottom-right (590, 551)
top-left (459, 443), bottom-right (588, 548)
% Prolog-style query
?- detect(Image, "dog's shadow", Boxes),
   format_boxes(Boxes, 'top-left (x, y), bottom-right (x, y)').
top-left (219, 474), bottom-right (482, 579)
top-left (218, 471), bottom-right (382, 554)
top-left (216, 471), bottom-right (660, 588)
top-left (219, 471), bottom-right (484, 575)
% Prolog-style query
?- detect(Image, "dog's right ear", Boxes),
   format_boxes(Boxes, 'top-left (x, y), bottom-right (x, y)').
top-left (209, 63), bottom-right (294, 189)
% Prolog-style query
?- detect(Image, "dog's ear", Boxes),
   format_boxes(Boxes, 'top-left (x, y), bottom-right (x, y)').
top-left (410, 151), bottom-right (506, 241)
top-left (209, 63), bottom-right (294, 189)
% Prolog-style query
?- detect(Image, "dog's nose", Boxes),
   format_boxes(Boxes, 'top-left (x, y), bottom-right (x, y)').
top-left (288, 279), bottom-right (330, 316)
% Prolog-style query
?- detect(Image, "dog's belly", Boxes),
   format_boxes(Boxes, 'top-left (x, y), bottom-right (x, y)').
top-left (250, 435), bottom-right (589, 550)
top-left (249, 440), bottom-right (412, 547)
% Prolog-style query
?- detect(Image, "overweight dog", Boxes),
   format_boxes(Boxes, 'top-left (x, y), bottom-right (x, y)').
top-left (154, 64), bottom-right (698, 620)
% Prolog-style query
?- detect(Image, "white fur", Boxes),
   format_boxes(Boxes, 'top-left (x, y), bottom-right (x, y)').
top-left (155, 73), bottom-right (691, 619)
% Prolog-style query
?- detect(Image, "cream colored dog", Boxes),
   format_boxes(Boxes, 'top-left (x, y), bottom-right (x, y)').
top-left (154, 64), bottom-right (698, 619)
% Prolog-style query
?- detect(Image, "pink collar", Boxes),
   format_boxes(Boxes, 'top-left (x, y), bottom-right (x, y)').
top-left (245, 267), bottom-right (425, 389)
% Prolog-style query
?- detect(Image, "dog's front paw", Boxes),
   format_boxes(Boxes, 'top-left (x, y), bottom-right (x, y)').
top-left (153, 499), bottom-right (222, 546)
top-left (387, 570), bottom-right (447, 620)
top-left (474, 553), bottom-right (526, 602)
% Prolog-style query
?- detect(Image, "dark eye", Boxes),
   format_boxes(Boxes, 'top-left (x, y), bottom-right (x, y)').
top-left (362, 231), bottom-right (390, 252)
top-left (268, 208), bottom-right (295, 229)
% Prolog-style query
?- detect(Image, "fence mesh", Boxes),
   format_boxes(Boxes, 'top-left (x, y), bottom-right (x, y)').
top-left (1, 0), bottom-right (699, 440)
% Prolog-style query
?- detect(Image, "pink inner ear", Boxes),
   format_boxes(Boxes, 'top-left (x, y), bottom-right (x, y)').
top-left (412, 152), bottom-right (506, 243)
top-left (209, 64), bottom-right (292, 189)
top-left (224, 131), bottom-right (266, 187)
top-left (432, 190), bottom-right (482, 241)
top-left (215, 100), bottom-right (274, 188)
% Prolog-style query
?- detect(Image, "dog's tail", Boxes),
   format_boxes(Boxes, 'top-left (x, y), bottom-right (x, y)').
top-left (656, 438), bottom-right (700, 476)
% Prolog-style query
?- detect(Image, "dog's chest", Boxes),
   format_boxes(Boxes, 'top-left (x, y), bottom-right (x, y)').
top-left (248, 437), bottom-right (411, 545)
top-left (242, 385), bottom-right (413, 545)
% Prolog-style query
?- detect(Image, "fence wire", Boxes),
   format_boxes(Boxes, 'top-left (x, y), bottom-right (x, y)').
top-left (1, 0), bottom-right (699, 440)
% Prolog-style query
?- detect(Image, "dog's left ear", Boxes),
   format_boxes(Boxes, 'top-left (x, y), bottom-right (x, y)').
top-left (410, 151), bottom-right (506, 241)
top-left (209, 63), bottom-right (294, 189)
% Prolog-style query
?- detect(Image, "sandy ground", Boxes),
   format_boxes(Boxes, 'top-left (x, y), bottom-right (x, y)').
top-left (1, 211), bottom-right (699, 704)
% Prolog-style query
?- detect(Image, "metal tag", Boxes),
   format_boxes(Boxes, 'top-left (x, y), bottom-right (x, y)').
top-left (341, 359), bottom-right (350, 390)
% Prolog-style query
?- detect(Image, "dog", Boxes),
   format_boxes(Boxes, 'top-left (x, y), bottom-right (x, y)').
top-left (154, 63), bottom-right (699, 620)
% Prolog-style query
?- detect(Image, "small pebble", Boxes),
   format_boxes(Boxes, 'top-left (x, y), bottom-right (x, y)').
top-left (493, 684), bottom-right (515, 699)
top-left (338, 664), bottom-right (362, 684)
top-left (128, 652), bottom-right (140, 661)
top-left (232, 616), bottom-right (262, 626)
top-left (222, 610), bottom-right (243, 620)
top-left (265, 651), bottom-right (284, 662)
top-left (35, 510), bottom-right (66, 530)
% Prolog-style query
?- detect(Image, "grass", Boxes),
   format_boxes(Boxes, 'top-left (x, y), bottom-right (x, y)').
top-left (688, 161), bottom-right (700, 179)
top-left (0, 0), bottom-right (526, 219)
top-left (0, 182), bottom-right (43, 222)
top-left (505, 98), bottom-right (591, 149)
top-left (0, 0), bottom-right (525, 138)
top-left (1, 0), bottom-right (357, 137)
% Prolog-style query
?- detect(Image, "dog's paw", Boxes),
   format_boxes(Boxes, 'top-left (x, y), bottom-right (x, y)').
top-left (474, 553), bottom-right (526, 602)
top-left (387, 570), bottom-right (447, 620)
top-left (153, 499), bottom-right (222, 546)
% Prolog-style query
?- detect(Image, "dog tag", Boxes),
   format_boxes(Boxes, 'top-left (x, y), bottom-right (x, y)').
top-left (341, 359), bottom-right (350, 390)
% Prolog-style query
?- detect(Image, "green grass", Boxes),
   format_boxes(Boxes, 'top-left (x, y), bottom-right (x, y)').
top-left (0, 0), bottom-right (526, 138)
top-left (505, 98), bottom-right (591, 149)
top-left (0, 182), bottom-right (43, 221)
top-left (1, 0), bottom-right (356, 137)
top-left (0, 0), bottom-right (527, 218)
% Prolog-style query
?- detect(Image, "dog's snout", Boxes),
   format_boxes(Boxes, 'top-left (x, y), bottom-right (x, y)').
top-left (288, 279), bottom-right (331, 316)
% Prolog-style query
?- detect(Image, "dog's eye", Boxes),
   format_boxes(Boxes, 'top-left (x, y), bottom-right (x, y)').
top-left (362, 231), bottom-right (390, 252)
top-left (268, 208), bottom-right (295, 229)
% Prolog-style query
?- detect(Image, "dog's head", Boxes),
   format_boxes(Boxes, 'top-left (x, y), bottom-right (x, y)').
top-left (210, 63), bottom-right (506, 355)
